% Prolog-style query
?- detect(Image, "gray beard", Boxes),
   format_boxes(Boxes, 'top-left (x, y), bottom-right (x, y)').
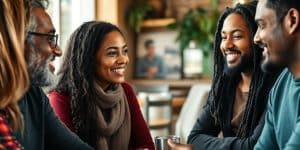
top-left (27, 61), bottom-right (56, 87)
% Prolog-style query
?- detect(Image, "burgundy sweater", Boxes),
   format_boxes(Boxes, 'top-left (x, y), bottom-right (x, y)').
top-left (48, 83), bottom-right (155, 150)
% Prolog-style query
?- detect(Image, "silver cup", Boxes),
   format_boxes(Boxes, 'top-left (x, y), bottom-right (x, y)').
top-left (155, 135), bottom-right (180, 150)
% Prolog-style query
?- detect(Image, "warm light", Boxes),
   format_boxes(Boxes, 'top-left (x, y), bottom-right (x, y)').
top-left (233, 0), bottom-right (253, 6)
top-left (96, 0), bottom-right (118, 25)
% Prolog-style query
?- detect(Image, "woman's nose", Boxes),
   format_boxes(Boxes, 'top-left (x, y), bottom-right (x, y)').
top-left (117, 54), bottom-right (129, 64)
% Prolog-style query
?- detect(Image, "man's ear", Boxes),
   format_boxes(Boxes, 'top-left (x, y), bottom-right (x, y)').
top-left (284, 8), bottom-right (300, 34)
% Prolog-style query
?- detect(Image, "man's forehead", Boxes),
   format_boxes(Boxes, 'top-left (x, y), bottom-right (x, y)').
top-left (256, 0), bottom-right (273, 21)
top-left (31, 7), bottom-right (55, 33)
top-left (255, 0), bottom-right (266, 18)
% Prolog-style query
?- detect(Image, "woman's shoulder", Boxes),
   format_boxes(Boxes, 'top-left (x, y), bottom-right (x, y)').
top-left (48, 90), bottom-right (70, 102)
top-left (121, 82), bottom-right (135, 93)
top-left (121, 83), bottom-right (138, 103)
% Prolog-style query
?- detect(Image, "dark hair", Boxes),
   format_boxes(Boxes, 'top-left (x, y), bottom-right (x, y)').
top-left (54, 21), bottom-right (123, 147)
top-left (31, 0), bottom-right (48, 9)
top-left (144, 39), bottom-right (154, 48)
top-left (210, 1), bottom-right (280, 138)
top-left (265, 0), bottom-right (300, 23)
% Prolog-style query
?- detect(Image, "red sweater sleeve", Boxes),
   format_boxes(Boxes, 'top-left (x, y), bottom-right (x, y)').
top-left (122, 83), bottom-right (155, 150)
top-left (48, 91), bottom-right (75, 132)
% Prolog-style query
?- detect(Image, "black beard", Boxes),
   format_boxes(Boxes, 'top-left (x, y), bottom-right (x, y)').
top-left (223, 54), bottom-right (253, 77)
top-left (261, 58), bottom-right (284, 74)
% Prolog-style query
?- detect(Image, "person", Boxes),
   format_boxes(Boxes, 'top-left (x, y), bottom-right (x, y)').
top-left (48, 21), bottom-right (155, 150)
top-left (0, 0), bottom-right (30, 149)
top-left (14, 0), bottom-right (93, 149)
top-left (136, 39), bottom-right (166, 79)
top-left (168, 1), bottom-right (281, 150)
top-left (253, 0), bottom-right (300, 149)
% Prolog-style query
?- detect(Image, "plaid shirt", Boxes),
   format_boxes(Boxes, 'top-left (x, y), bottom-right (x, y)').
top-left (0, 110), bottom-right (23, 150)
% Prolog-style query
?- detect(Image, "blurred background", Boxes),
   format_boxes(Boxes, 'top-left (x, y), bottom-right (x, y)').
top-left (47, 0), bottom-right (255, 140)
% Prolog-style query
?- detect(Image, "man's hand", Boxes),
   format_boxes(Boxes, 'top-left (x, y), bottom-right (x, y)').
top-left (167, 139), bottom-right (194, 150)
top-left (146, 66), bottom-right (158, 79)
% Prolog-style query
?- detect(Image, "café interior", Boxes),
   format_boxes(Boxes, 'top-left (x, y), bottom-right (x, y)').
top-left (47, 0), bottom-right (253, 142)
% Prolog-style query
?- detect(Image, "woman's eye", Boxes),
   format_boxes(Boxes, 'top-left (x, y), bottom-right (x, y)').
top-left (107, 51), bottom-right (117, 56)
top-left (123, 49), bottom-right (129, 55)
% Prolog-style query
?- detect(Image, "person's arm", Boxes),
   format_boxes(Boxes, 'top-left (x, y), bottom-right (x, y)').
top-left (38, 89), bottom-right (93, 150)
top-left (284, 121), bottom-right (300, 149)
top-left (48, 91), bottom-right (75, 131)
top-left (254, 90), bottom-right (279, 150)
top-left (136, 57), bottom-right (148, 78)
top-left (155, 56), bottom-right (166, 79)
top-left (188, 103), bottom-right (265, 150)
top-left (122, 83), bottom-right (155, 150)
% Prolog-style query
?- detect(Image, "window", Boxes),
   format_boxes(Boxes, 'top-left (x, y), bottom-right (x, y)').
top-left (47, 0), bottom-right (95, 72)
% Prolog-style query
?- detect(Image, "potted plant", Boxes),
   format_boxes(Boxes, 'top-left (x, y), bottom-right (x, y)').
top-left (167, 0), bottom-right (219, 54)
top-left (167, 0), bottom-right (220, 75)
top-left (126, 2), bottom-right (152, 33)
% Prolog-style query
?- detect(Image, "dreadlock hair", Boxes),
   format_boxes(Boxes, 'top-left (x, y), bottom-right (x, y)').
top-left (54, 21), bottom-right (123, 147)
top-left (209, 1), bottom-right (281, 138)
top-left (265, 0), bottom-right (300, 23)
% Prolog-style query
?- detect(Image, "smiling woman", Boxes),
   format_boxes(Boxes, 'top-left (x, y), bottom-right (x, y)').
top-left (48, 21), bottom-right (155, 150)
top-left (95, 31), bottom-right (129, 88)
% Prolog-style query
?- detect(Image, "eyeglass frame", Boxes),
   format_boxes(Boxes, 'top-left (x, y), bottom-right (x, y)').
top-left (27, 31), bottom-right (58, 48)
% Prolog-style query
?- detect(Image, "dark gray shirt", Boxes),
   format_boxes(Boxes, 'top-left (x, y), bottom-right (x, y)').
top-left (14, 86), bottom-right (93, 150)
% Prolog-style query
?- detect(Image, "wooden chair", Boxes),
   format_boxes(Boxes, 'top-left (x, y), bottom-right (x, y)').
top-left (134, 84), bottom-right (173, 134)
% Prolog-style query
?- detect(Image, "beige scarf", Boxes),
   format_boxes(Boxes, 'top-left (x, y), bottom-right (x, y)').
top-left (94, 83), bottom-right (131, 150)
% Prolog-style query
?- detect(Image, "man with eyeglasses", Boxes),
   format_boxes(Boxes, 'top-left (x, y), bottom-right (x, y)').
top-left (14, 0), bottom-right (93, 149)
top-left (25, 13), bottom-right (60, 86)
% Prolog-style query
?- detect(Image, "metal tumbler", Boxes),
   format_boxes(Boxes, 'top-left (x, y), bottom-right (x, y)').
top-left (155, 135), bottom-right (180, 150)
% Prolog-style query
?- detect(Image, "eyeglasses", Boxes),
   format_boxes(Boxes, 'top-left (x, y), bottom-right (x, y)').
top-left (28, 31), bottom-right (58, 48)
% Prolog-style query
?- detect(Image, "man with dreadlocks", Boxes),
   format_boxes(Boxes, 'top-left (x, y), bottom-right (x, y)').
top-left (168, 1), bottom-right (281, 150)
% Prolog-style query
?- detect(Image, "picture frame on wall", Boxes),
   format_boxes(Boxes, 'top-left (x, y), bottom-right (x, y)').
top-left (135, 30), bottom-right (181, 79)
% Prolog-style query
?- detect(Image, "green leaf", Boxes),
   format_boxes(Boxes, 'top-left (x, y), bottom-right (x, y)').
top-left (126, 2), bottom-right (152, 33)
top-left (173, 1), bottom-right (220, 53)
top-left (166, 23), bottom-right (178, 29)
top-left (211, 0), bottom-right (218, 11)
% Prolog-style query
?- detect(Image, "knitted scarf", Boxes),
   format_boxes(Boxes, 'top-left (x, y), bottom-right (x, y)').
top-left (94, 83), bottom-right (131, 150)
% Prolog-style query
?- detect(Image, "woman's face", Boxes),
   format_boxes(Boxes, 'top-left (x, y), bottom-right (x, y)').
top-left (96, 31), bottom-right (129, 89)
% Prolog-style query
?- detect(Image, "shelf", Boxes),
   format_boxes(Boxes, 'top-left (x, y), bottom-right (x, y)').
top-left (129, 77), bottom-right (211, 88)
top-left (141, 18), bottom-right (176, 28)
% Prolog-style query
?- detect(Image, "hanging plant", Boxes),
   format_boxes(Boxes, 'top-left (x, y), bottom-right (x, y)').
top-left (126, 2), bottom-right (152, 33)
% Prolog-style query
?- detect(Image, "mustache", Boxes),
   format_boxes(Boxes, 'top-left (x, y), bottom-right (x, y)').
top-left (256, 41), bottom-right (267, 49)
top-left (49, 55), bottom-right (55, 62)
top-left (224, 48), bottom-right (241, 53)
